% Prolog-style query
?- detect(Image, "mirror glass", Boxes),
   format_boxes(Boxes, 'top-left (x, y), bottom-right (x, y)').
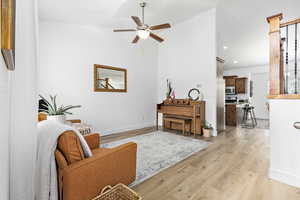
top-left (94, 65), bottom-right (127, 92)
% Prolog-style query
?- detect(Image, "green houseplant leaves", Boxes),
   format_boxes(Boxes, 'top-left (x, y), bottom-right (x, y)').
top-left (39, 95), bottom-right (81, 116)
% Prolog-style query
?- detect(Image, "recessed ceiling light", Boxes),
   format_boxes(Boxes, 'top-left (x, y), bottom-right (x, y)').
top-left (223, 46), bottom-right (228, 50)
top-left (233, 60), bottom-right (238, 64)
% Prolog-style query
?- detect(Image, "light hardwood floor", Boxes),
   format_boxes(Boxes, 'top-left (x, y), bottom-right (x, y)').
top-left (102, 127), bottom-right (300, 200)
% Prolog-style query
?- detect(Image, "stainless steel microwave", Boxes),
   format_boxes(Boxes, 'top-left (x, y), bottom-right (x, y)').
top-left (225, 86), bottom-right (235, 95)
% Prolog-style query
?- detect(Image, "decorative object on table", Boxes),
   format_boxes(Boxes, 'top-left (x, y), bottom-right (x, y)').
top-left (39, 94), bottom-right (81, 123)
top-left (171, 89), bottom-right (176, 99)
top-left (166, 79), bottom-right (174, 99)
top-left (202, 121), bottom-right (213, 137)
top-left (163, 98), bottom-right (190, 105)
top-left (183, 98), bottom-right (190, 105)
top-left (1, 0), bottom-right (16, 70)
top-left (92, 184), bottom-right (141, 200)
top-left (163, 97), bottom-right (172, 104)
top-left (94, 64), bottom-right (127, 93)
top-left (188, 88), bottom-right (202, 101)
top-left (69, 122), bottom-right (93, 135)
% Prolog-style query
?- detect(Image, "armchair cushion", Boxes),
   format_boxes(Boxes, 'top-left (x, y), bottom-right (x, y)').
top-left (84, 133), bottom-right (100, 150)
top-left (57, 131), bottom-right (85, 165)
top-left (55, 150), bottom-right (68, 170)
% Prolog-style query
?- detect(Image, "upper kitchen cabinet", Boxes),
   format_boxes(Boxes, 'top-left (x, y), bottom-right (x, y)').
top-left (224, 76), bottom-right (237, 87)
top-left (235, 77), bottom-right (247, 94)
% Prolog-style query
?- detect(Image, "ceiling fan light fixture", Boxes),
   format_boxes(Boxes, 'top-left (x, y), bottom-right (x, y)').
top-left (137, 29), bottom-right (150, 39)
top-left (113, 2), bottom-right (171, 44)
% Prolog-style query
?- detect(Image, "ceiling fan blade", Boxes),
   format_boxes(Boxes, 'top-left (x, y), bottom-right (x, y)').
top-left (132, 35), bottom-right (140, 44)
top-left (149, 32), bottom-right (164, 43)
top-left (149, 23), bottom-right (171, 30)
top-left (131, 16), bottom-right (143, 26)
top-left (113, 29), bottom-right (136, 32)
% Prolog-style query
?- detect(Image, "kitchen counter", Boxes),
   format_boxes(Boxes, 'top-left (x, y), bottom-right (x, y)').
top-left (225, 103), bottom-right (237, 105)
top-left (225, 102), bottom-right (249, 106)
top-left (236, 103), bottom-right (249, 108)
top-left (236, 105), bottom-right (244, 125)
top-left (225, 102), bottom-right (250, 126)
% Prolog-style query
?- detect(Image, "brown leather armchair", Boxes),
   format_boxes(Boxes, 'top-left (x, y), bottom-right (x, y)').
top-left (55, 131), bottom-right (137, 200)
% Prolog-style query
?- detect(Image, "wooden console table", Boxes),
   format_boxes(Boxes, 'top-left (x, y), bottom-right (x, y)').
top-left (156, 101), bottom-right (205, 136)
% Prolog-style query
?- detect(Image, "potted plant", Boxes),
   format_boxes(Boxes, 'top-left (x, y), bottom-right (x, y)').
top-left (203, 121), bottom-right (213, 137)
top-left (39, 95), bottom-right (81, 123)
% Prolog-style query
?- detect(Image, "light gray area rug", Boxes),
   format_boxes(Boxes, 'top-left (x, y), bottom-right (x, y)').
top-left (102, 131), bottom-right (210, 186)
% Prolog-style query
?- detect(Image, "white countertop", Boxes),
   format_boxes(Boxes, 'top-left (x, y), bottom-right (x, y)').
top-left (236, 103), bottom-right (249, 108)
top-left (225, 102), bottom-right (250, 108)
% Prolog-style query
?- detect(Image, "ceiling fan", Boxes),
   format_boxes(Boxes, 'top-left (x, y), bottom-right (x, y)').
top-left (113, 2), bottom-right (171, 44)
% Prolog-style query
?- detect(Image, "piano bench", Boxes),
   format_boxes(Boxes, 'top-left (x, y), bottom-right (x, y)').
top-left (163, 117), bottom-right (192, 135)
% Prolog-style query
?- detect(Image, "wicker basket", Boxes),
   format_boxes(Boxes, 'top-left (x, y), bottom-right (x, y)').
top-left (92, 184), bottom-right (142, 200)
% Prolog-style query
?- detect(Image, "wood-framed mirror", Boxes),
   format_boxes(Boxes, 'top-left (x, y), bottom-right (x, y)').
top-left (94, 64), bottom-right (127, 92)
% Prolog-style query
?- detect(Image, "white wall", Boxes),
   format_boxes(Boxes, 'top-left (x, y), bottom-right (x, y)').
top-left (157, 9), bottom-right (217, 135)
top-left (0, 1), bottom-right (38, 199)
top-left (224, 65), bottom-right (269, 119)
top-left (251, 73), bottom-right (269, 119)
top-left (0, 56), bottom-right (10, 200)
top-left (224, 65), bottom-right (268, 80)
top-left (269, 99), bottom-right (300, 188)
top-left (9, 0), bottom-right (38, 199)
top-left (38, 21), bottom-right (158, 135)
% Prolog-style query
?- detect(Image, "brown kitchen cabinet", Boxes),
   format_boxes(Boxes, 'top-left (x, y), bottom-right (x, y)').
top-left (224, 76), bottom-right (237, 87)
top-left (235, 77), bottom-right (247, 94)
top-left (226, 104), bottom-right (236, 126)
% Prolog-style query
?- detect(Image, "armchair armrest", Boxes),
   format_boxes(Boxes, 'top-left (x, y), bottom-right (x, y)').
top-left (66, 119), bottom-right (81, 123)
top-left (83, 133), bottom-right (100, 150)
top-left (62, 142), bottom-right (137, 200)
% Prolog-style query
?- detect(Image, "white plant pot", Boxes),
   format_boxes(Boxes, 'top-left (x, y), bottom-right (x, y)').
top-left (203, 128), bottom-right (212, 138)
top-left (47, 115), bottom-right (66, 124)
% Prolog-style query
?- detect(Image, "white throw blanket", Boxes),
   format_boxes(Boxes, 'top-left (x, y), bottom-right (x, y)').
top-left (35, 120), bottom-right (92, 200)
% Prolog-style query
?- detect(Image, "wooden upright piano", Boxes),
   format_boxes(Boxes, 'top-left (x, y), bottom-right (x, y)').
top-left (156, 100), bottom-right (205, 135)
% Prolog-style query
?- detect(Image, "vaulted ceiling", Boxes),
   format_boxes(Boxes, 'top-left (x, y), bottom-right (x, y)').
top-left (39, 0), bottom-right (300, 68)
top-left (39, 0), bottom-right (218, 27)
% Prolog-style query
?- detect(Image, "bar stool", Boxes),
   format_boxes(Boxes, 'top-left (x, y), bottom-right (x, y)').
top-left (241, 105), bottom-right (257, 128)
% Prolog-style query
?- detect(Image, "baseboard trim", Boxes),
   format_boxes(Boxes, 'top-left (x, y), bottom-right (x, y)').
top-left (99, 122), bottom-right (155, 136)
top-left (269, 168), bottom-right (300, 188)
